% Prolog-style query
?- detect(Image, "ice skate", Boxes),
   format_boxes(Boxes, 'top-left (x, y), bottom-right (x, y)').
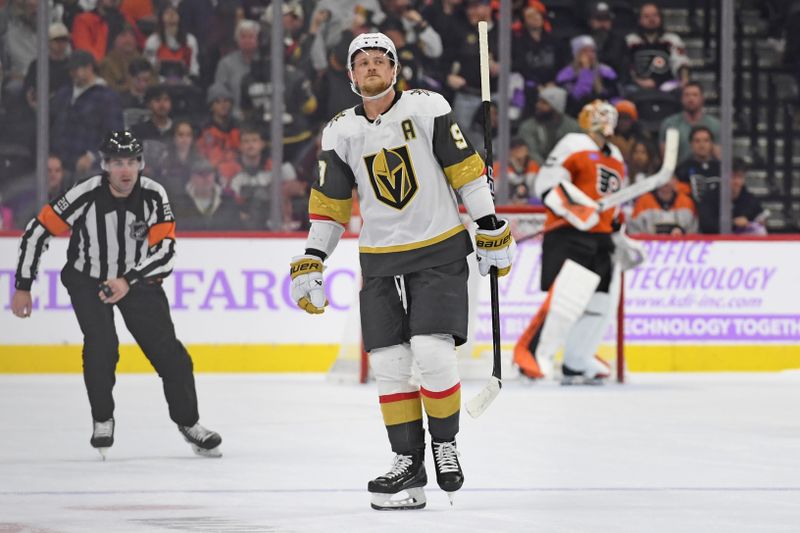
top-left (178, 423), bottom-right (222, 457)
top-left (368, 448), bottom-right (427, 510)
top-left (561, 356), bottom-right (610, 386)
top-left (431, 439), bottom-right (464, 505)
top-left (90, 418), bottom-right (114, 460)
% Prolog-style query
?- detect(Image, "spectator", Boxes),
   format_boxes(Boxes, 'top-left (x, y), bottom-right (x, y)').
top-left (7, 155), bottom-right (70, 229)
top-left (240, 45), bottom-right (318, 163)
top-left (1, 0), bottom-right (38, 102)
top-left (143, 5), bottom-right (200, 81)
top-left (627, 137), bottom-right (660, 184)
top-left (556, 35), bottom-right (621, 116)
top-left (422, 0), bottom-right (469, 50)
top-left (309, 0), bottom-right (385, 73)
top-left (214, 19), bottom-right (260, 118)
top-left (261, 1), bottom-right (315, 77)
top-left (586, 2), bottom-right (630, 84)
top-left (698, 158), bottom-right (768, 235)
top-left (59, 0), bottom-right (85, 31)
top-left (512, 1), bottom-right (564, 103)
top-left (171, 157), bottom-right (241, 231)
top-left (197, 83), bottom-right (240, 178)
top-left (72, 0), bottom-right (139, 63)
top-left (24, 22), bottom-right (73, 105)
top-left (228, 125), bottom-right (301, 230)
top-left (130, 84), bottom-right (174, 143)
top-left (50, 50), bottom-right (124, 175)
top-left (492, 138), bottom-right (541, 204)
top-left (157, 119), bottom-right (200, 199)
top-left (316, 33), bottom-right (362, 123)
top-left (629, 177), bottom-right (698, 235)
top-left (98, 24), bottom-right (142, 93)
top-left (380, 0), bottom-right (443, 61)
top-left (119, 57), bottom-right (156, 109)
top-left (675, 125), bottom-right (720, 202)
top-left (625, 2), bottom-right (689, 93)
top-left (659, 81), bottom-right (721, 163)
top-left (442, 0), bottom-right (496, 139)
top-left (119, 0), bottom-right (155, 28)
top-left (379, 17), bottom-right (439, 92)
top-left (516, 86), bottom-right (581, 165)
top-left (609, 100), bottom-right (645, 163)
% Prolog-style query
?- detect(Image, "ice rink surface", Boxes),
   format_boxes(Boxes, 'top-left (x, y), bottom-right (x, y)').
top-left (1, 372), bottom-right (799, 533)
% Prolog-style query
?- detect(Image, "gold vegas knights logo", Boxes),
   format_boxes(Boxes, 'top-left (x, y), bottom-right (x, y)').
top-left (363, 145), bottom-right (419, 210)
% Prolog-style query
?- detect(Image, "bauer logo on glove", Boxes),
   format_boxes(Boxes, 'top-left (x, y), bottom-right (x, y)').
top-left (289, 255), bottom-right (328, 314)
top-left (474, 219), bottom-right (516, 277)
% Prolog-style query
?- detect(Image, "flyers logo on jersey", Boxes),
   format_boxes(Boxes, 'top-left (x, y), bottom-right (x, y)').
top-left (364, 145), bottom-right (419, 210)
top-left (597, 165), bottom-right (622, 194)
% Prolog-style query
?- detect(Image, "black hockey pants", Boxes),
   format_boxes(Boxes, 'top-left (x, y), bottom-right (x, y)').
top-left (61, 267), bottom-right (199, 426)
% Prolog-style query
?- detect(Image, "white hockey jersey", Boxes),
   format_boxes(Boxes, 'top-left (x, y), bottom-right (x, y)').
top-left (309, 89), bottom-right (485, 276)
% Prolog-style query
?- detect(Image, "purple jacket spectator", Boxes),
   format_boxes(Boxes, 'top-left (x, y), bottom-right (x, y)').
top-left (556, 35), bottom-right (621, 116)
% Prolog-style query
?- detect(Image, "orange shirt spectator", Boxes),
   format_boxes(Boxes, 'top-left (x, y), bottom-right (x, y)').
top-left (629, 180), bottom-right (698, 235)
top-left (120, 0), bottom-right (154, 22)
top-left (197, 84), bottom-right (240, 179)
top-left (72, 1), bottom-right (142, 63)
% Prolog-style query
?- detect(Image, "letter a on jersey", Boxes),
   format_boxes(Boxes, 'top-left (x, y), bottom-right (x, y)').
top-left (364, 145), bottom-right (419, 210)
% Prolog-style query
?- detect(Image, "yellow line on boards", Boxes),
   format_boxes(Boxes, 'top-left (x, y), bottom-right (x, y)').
top-left (0, 345), bottom-right (339, 373)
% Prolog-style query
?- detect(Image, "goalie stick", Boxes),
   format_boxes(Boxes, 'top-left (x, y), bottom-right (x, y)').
top-left (465, 21), bottom-right (502, 419)
top-left (516, 127), bottom-right (680, 244)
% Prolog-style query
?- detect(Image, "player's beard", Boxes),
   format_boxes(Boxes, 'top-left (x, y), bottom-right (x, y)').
top-left (360, 75), bottom-right (391, 97)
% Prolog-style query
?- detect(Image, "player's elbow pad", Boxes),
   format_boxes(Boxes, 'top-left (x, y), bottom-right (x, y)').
top-left (459, 178), bottom-right (495, 222)
top-left (306, 220), bottom-right (345, 259)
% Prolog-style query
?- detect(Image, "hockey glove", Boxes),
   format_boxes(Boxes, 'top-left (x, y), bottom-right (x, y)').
top-left (290, 255), bottom-right (327, 314)
top-left (543, 182), bottom-right (600, 231)
top-left (611, 226), bottom-right (647, 271)
top-left (475, 219), bottom-right (516, 277)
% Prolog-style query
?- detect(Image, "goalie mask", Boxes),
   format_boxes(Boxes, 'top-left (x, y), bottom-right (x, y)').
top-left (347, 32), bottom-right (398, 101)
top-left (578, 100), bottom-right (618, 137)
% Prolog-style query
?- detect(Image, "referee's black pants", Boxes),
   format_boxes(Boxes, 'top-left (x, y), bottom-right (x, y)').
top-left (61, 267), bottom-right (199, 426)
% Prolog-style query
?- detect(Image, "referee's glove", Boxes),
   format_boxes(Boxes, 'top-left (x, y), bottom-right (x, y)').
top-left (475, 218), bottom-right (516, 277)
top-left (290, 255), bottom-right (327, 314)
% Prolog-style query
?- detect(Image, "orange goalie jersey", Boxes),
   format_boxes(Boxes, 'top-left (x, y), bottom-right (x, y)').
top-left (534, 132), bottom-right (627, 234)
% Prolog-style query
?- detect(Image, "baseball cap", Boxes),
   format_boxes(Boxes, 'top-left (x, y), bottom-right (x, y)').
top-left (49, 22), bottom-right (70, 40)
top-left (590, 2), bottom-right (613, 20)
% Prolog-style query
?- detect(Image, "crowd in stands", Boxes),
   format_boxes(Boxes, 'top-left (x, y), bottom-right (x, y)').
top-left (0, 0), bottom-right (779, 235)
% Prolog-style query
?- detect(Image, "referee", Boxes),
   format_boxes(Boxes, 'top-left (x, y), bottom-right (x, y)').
top-left (10, 131), bottom-right (222, 459)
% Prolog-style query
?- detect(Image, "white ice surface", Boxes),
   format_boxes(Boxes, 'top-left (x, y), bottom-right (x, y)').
top-left (1, 373), bottom-right (799, 532)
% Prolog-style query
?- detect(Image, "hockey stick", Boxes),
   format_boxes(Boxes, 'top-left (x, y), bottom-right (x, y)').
top-left (515, 128), bottom-right (680, 245)
top-left (466, 20), bottom-right (501, 419)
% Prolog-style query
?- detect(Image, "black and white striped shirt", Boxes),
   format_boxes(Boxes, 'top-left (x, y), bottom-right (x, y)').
top-left (15, 174), bottom-right (176, 290)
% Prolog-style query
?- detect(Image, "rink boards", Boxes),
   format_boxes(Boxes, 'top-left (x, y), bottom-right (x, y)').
top-left (0, 234), bottom-right (798, 373)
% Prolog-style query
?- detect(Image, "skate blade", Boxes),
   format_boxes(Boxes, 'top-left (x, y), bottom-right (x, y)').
top-left (447, 492), bottom-right (455, 506)
top-left (96, 447), bottom-right (110, 460)
top-left (370, 487), bottom-right (426, 511)
top-left (190, 444), bottom-right (222, 458)
top-left (561, 375), bottom-right (608, 386)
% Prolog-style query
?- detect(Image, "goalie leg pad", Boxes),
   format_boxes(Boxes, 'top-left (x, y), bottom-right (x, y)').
top-left (410, 334), bottom-right (460, 441)
top-left (534, 260), bottom-right (601, 378)
top-left (513, 288), bottom-right (552, 379)
top-left (370, 344), bottom-right (425, 453)
top-left (562, 291), bottom-right (612, 373)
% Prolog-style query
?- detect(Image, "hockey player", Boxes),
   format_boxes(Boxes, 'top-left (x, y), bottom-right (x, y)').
top-left (289, 33), bottom-right (516, 509)
top-left (512, 100), bottom-right (643, 384)
top-left (10, 131), bottom-right (222, 459)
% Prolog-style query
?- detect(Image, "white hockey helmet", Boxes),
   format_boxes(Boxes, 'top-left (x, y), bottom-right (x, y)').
top-left (578, 99), bottom-right (618, 137)
top-left (346, 32), bottom-right (398, 100)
